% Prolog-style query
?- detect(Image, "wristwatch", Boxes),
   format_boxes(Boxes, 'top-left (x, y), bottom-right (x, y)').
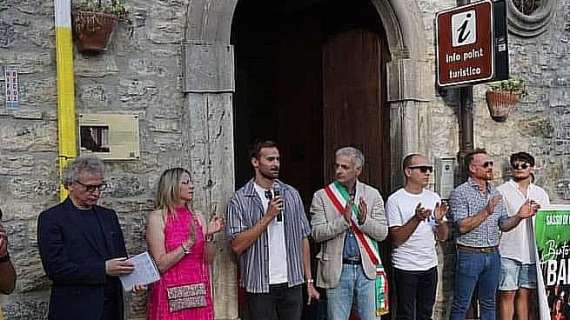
top-left (181, 243), bottom-right (191, 255)
top-left (306, 278), bottom-right (314, 284)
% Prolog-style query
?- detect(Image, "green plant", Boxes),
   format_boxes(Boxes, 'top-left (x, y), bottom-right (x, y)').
top-left (488, 77), bottom-right (528, 97)
top-left (73, 0), bottom-right (129, 21)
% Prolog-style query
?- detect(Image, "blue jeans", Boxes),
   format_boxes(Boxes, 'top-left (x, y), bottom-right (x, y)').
top-left (451, 250), bottom-right (501, 320)
top-left (326, 264), bottom-right (375, 320)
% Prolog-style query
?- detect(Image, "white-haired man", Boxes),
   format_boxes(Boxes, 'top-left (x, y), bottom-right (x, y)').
top-left (38, 156), bottom-right (134, 320)
top-left (310, 146), bottom-right (388, 320)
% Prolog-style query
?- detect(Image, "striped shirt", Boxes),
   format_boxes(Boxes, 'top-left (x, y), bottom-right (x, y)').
top-left (449, 177), bottom-right (508, 247)
top-left (226, 179), bottom-right (311, 293)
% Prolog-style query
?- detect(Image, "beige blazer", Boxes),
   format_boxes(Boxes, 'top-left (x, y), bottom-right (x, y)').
top-left (310, 180), bottom-right (388, 289)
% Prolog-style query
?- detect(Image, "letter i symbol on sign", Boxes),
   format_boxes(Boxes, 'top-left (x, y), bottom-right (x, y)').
top-left (458, 16), bottom-right (471, 43)
top-left (451, 10), bottom-right (477, 47)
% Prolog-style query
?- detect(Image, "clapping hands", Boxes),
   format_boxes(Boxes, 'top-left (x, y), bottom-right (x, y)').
top-left (414, 203), bottom-right (431, 222)
top-left (517, 199), bottom-right (540, 219)
top-left (433, 202), bottom-right (449, 224)
top-left (207, 215), bottom-right (225, 236)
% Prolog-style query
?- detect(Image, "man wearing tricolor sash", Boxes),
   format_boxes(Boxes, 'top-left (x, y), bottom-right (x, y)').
top-left (310, 147), bottom-right (388, 320)
top-left (385, 154), bottom-right (449, 320)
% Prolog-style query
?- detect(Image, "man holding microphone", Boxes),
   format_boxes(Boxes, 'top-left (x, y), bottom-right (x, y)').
top-left (227, 140), bottom-right (319, 319)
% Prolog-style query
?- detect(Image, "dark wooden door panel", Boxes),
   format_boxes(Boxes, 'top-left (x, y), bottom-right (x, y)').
top-left (323, 28), bottom-right (388, 193)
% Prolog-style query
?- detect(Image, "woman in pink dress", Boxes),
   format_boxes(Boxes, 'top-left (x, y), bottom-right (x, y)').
top-left (146, 168), bottom-right (224, 320)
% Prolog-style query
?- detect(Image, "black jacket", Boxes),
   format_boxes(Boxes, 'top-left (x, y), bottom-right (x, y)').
top-left (37, 198), bottom-right (127, 320)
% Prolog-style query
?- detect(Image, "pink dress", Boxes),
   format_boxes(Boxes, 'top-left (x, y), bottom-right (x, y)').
top-left (147, 207), bottom-right (214, 320)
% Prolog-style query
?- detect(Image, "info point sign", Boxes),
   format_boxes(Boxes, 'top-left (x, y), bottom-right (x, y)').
top-left (436, 0), bottom-right (494, 87)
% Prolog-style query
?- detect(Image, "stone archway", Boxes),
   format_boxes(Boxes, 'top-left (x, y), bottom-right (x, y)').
top-left (180, 1), bottom-right (429, 319)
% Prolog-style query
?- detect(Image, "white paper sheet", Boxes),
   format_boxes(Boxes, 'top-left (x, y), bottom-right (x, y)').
top-left (119, 251), bottom-right (161, 291)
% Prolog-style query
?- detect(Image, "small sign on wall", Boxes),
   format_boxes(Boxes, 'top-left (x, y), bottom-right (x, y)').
top-left (435, 0), bottom-right (494, 87)
top-left (79, 113), bottom-right (140, 160)
top-left (4, 66), bottom-right (19, 110)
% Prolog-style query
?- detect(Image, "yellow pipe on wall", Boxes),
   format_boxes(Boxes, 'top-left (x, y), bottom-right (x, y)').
top-left (54, 0), bottom-right (77, 201)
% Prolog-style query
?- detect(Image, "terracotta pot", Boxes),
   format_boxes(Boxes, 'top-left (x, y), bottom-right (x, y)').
top-left (72, 11), bottom-right (118, 54)
top-left (485, 90), bottom-right (520, 122)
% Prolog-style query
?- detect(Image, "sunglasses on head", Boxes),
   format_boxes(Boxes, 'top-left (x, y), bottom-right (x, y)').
top-left (512, 162), bottom-right (530, 170)
top-left (408, 165), bottom-right (433, 173)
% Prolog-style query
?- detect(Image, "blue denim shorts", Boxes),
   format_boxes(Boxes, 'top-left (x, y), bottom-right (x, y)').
top-left (498, 257), bottom-right (537, 290)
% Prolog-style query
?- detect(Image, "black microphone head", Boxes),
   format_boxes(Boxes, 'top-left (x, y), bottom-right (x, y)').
top-left (264, 190), bottom-right (273, 200)
top-left (273, 183), bottom-right (281, 197)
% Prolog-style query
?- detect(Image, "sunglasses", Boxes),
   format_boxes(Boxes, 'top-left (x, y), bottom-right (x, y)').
top-left (76, 181), bottom-right (107, 192)
top-left (408, 165), bottom-right (433, 173)
top-left (512, 162), bottom-right (531, 170)
top-left (480, 161), bottom-right (494, 168)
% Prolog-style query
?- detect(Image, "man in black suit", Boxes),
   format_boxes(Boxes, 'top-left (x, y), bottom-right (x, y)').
top-left (38, 156), bottom-right (134, 320)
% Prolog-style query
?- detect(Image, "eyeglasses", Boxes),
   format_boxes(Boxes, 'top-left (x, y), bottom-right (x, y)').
top-left (76, 181), bottom-right (107, 192)
top-left (408, 165), bottom-right (433, 173)
top-left (512, 162), bottom-right (530, 170)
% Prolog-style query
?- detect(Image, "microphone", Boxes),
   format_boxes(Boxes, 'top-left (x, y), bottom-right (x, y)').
top-left (273, 183), bottom-right (283, 222)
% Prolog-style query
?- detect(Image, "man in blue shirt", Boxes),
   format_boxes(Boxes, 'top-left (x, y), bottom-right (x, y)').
top-left (449, 148), bottom-right (539, 320)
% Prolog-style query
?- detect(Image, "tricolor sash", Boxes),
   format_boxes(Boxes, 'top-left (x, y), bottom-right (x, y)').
top-left (323, 181), bottom-right (389, 316)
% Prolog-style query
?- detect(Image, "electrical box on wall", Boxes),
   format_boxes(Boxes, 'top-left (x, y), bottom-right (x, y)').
top-left (435, 157), bottom-right (456, 200)
top-left (78, 114), bottom-right (140, 160)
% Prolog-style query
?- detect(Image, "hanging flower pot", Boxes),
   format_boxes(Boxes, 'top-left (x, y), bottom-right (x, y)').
top-left (485, 90), bottom-right (520, 122)
top-left (72, 10), bottom-right (118, 54)
top-left (485, 78), bottom-right (528, 122)
top-left (71, 0), bottom-right (129, 54)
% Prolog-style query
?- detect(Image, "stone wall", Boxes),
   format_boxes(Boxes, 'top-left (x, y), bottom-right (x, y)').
top-left (0, 0), bottom-right (190, 318)
top-left (0, 0), bottom-right (568, 319)
top-left (420, 0), bottom-right (570, 200)
top-left (418, 0), bottom-right (570, 318)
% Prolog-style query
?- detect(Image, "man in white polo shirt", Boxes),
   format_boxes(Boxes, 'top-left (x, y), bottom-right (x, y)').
top-left (498, 152), bottom-right (549, 320)
top-left (385, 153), bottom-right (449, 320)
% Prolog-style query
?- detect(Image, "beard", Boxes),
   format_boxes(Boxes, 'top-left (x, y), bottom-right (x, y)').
top-left (482, 171), bottom-right (494, 180)
top-left (260, 168), bottom-right (279, 180)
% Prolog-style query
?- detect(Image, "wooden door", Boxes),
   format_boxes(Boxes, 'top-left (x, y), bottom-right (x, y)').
top-left (322, 28), bottom-right (390, 194)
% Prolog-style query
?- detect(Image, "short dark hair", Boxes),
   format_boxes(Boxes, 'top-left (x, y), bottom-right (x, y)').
top-left (510, 152), bottom-right (535, 167)
top-left (249, 140), bottom-right (279, 159)
top-left (402, 153), bottom-right (421, 171)
top-left (464, 148), bottom-right (488, 169)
